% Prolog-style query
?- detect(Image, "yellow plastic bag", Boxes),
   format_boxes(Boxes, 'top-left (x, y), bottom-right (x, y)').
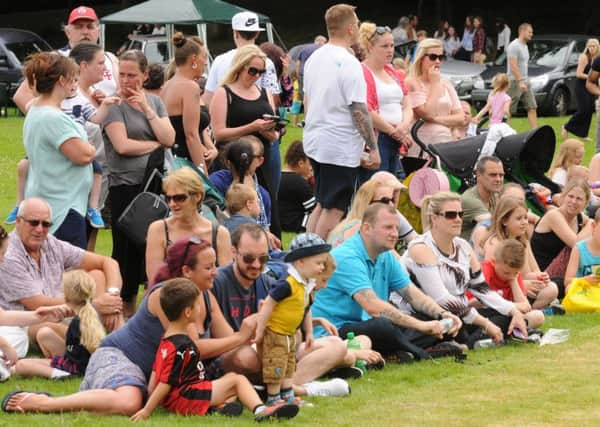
top-left (562, 278), bottom-right (600, 313)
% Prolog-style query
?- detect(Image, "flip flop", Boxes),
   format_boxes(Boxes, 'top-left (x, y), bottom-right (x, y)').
top-left (1, 390), bottom-right (52, 413)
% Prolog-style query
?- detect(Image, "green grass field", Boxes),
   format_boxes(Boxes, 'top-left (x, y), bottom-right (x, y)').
top-left (0, 112), bottom-right (599, 426)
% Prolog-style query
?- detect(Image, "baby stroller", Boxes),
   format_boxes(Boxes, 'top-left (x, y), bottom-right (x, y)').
top-left (403, 119), bottom-right (560, 216)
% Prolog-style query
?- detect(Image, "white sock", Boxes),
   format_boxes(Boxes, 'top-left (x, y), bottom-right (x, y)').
top-left (50, 368), bottom-right (71, 379)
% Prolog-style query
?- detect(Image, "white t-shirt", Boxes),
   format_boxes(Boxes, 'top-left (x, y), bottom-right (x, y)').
top-left (303, 44), bottom-right (367, 167)
top-left (373, 74), bottom-right (404, 124)
top-left (204, 48), bottom-right (280, 95)
top-left (497, 26), bottom-right (511, 50)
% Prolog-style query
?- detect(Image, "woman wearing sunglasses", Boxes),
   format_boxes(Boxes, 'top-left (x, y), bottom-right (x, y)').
top-left (2, 237), bottom-right (255, 416)
top-left (145, 167), bottom-right (232, 283)
top-left (210, 44), bottom-right (281, 236)
top-left (405, 38), bottom-right (468, 154)
top-left (358, 23), bottom-right (413, 180)
top-left (103, 50), bottom-right (175, 317)
top-left (400, 191), bottom-right (527, 349)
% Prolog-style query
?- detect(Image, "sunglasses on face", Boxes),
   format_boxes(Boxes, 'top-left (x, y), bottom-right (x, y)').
top-left (19, 217), bottom-right (53, 228)
top-left (369, 26), bottom-right (392, 40)
top-left (247, 66), bottom-right (267, 77)
top-left (165, 193), bottom-right (190, 203)
top-left (437, 211), bottom-right (464, 220)
top-left (425, 53), bottom-right (447, 62)
top-left (371, 197), bottom-right (395, 205)
top-left (240, 253), bottom-right (269, 265)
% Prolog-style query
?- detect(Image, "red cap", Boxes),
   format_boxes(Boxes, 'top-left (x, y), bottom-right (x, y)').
top-left (68, 6), bottom-right (98, 24)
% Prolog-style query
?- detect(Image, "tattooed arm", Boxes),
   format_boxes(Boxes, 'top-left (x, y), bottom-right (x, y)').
top-left (353, 288), bottom-right (443, 337)
top-left (350, 102), bottom-right (380, 169)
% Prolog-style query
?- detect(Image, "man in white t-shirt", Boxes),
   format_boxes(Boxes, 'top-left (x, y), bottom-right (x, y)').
top-left (202, 11), bottom-right (280, 106)
top-left (303, 4), bottom-right (380, 239)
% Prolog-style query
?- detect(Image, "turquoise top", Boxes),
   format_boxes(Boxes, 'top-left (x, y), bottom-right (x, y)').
top-left (24, 105), bottom-right (92, 233)
top-left (575, 240), bottom-right (600, 277)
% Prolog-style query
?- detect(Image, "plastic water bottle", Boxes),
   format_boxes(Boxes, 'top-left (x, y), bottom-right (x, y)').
top-left (346, 332), bottom-right (367, 374)
top-left (473, 338), bottom-right (496, 349)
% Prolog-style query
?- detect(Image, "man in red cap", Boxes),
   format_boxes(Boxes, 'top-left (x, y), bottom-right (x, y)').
top-left (13, 5), bottom-right (118, 111)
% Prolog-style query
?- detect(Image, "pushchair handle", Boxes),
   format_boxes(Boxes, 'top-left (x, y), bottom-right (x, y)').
top-left (410, 118), bottom-right (435, 158)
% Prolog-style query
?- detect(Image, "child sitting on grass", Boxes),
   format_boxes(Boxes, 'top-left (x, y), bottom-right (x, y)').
top-left (564, 209), bottom-right (600, 290)
top-left (223, 183), bottom-right (261, 235)
top-left (130, 278), bottom-right (298, 421)
top-left (254, 233), bottom-right (331, 406)
top-left (480, 239), bottom-right (545, 329)
top-left (14, 270), bottom-right (106, 379)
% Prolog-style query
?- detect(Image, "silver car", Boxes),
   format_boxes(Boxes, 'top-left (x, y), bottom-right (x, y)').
top-left (440, 59), bottom-right (485, 101)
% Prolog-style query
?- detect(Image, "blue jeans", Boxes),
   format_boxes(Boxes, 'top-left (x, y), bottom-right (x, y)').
top-left (267, 139), bottom-right (282, 195)
top-left (378, 132), bottom-right (405, 180)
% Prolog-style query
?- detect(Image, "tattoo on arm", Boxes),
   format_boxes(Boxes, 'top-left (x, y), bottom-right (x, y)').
top-left (398, 285), bottom-right (443, 319)
top-left (354, 288), bottom-right (378, 303)
top-left (379, 308), bottom-right (410, 326)
top-left (350, 102), bottom-right (377, 150)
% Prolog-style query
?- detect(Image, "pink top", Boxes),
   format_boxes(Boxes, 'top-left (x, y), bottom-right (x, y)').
top-left (407, 79), bottom-right (461, 155)
top-left (488, 91), bottom-right (511, 125)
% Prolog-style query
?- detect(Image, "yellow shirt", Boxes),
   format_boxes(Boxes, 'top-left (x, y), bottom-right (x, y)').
top-left (266, 266), bottom-right (314, 335)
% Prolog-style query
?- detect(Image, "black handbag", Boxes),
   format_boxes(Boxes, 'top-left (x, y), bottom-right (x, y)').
top-left (117, 168), bottom-right (169, 246)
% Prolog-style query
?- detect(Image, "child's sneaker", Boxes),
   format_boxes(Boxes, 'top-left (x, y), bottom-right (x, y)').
top-left (254, 401), bottom-right (299, 422)
top-left (211, 401), bottom-right (243, 417)
top-left (4, 206), bottom-right (18, 225)
top-left (303, 378), bottom-right (350, 397)
top-left (87, 208), bottom-right (105, 228)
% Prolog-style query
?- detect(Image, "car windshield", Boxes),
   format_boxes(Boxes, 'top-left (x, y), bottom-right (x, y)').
top-left (5, 41), bottom-right (47, 65)
top-left (494, 39), bottom-right (569, 68)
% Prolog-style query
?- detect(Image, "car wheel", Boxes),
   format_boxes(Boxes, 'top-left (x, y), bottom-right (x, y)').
top-left (549, 87), bottom-right (569, 116)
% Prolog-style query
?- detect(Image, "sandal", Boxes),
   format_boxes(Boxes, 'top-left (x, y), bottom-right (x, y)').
top-left (1, 390), bottom-right (52, 413)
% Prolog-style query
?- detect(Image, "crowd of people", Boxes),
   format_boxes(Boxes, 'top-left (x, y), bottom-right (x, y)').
top-left (0, 2), bottom-right (599, 422)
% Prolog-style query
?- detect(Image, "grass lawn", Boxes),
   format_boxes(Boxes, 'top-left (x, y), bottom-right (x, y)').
top-left (0, 111), bottom-right (598, 426)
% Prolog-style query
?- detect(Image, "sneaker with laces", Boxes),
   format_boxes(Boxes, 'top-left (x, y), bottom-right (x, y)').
top-left (4, 206), bottom-right (18, 225)
top-left (254, 401), bottom-right (299, 422)
top-left (303, 378), bottom-right (350, 397)
top-left (87, 208), bottom-right (105, 228)
top-left (425, 341), bottom-right (465, 359)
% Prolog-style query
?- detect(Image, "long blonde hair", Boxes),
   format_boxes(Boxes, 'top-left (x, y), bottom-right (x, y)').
top-left (549, 138), bottom-right (584, 176)
top-left (220, 45), bottom-right (266, 87)
top-left (420, 191), bottom-right (461, 231)
top-left (63, 270), bottom-right (106, 353)
top-left (409, 38), bottom-right (443, 79)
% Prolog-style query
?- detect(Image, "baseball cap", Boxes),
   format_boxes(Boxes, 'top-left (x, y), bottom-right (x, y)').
top-left (231, 11), bottom-right (264, 32)
top-left (284, 233), bottom-right (331, 263)
top-left (68, 6), bottom-right (98, 25)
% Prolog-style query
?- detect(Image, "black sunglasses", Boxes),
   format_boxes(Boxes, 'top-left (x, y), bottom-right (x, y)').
top-left (19, 217), bottom-right (52, 228)
top-left (165, 193), bottom-right (190, 203)
top-left (182, 235), bottom-right (204, 264)
top-left (371, 197), bottom-right (395, 205)
top-left (240, 253), bottom-right (269, 265)
top-left (369, 26), bottom-right (392, 40)
top-left (247, 66), bottom-right (267, 76)
top-left (438, 211), bottom-right (464, 220)
top-left (426, 53), bottom-right (447, 62)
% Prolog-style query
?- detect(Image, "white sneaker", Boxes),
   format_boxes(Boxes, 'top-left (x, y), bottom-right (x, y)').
top-left (303, 378), bottom-right (350, 397)
top-left (0, 359), bottom-right (11, 382)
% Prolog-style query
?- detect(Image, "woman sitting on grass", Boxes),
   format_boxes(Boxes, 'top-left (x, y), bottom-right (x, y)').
top-left (1, 237), bottom-right (255, 416)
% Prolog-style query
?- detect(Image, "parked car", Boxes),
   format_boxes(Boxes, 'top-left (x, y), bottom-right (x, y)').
top-left (0, 28), bottom-right (52, 114)
top-left (395, 40), bottom-right (484, 100)
top-left (471, 34), bottom-right (591, 116)
top-left (121, 34), bottom-right (169, 65)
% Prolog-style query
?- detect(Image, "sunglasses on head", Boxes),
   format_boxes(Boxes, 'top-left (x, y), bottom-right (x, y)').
top-left (247, 66), bottom-right (267, 76)
top-left (20, 217), bottom-right (52, 228)
top-left (370, 197), bottom-right (395, 205)
top-left (240, 253), bottom-right (269, 265)
top-left (165, 193), bottom-right (190, 203)
top-left (182, 235), bottom-right (204, 265)
top-left (369, 26), bottom-right (392, 40)
top-left (425, 53), bottom-right (447, 62)
top-left (437, 210), bottom-right (464, 220)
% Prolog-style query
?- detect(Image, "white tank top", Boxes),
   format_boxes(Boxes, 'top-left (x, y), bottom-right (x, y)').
top-left (373, 74), bottom-right (404, 124)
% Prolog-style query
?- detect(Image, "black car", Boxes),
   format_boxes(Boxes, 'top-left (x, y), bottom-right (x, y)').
top-left (471, 34), bottom-right (591, 116)
top-left (0, 28), bottom-right (52, 113)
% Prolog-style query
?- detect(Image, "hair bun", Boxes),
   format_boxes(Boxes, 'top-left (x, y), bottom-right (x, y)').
top-left (172, 32), bottom-right (186, 48)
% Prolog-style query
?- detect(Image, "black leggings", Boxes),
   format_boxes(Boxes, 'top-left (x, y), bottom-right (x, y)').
top-left (456, 308), bottom-right (511, 349)
top-left (109, 184), bottom-right (146, 303)
top-left (339, 316), bottom-right (439, 360)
